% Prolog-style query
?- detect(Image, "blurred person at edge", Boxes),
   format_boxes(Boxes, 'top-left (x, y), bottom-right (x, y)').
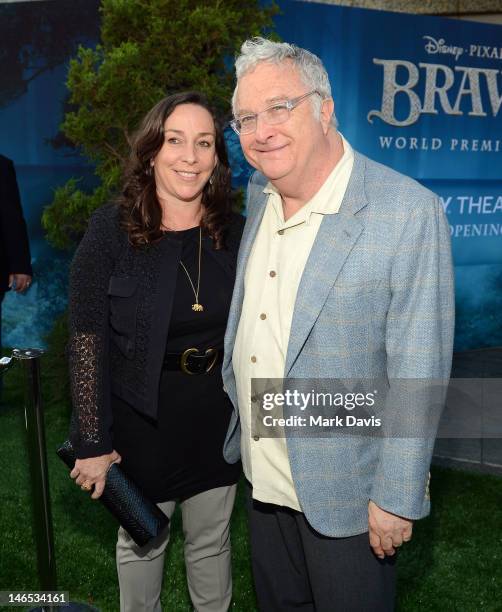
top-left (222, 38), bottom-right (455, 611)
top-left (0, 154), bottom-right (32, 400)
top-left (67, 92), bottom-right (243, 612)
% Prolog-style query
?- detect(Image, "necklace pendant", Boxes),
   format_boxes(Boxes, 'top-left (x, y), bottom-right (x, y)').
top-left (192, 303), bottom-right (204, 312)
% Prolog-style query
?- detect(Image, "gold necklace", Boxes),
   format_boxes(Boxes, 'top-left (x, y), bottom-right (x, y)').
top-left (179, 226), bottom-right (203, 312)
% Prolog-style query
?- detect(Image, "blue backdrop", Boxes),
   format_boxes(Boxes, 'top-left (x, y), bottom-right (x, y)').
top-left (0, 0), bottom-right (99, 347)
top-left (1, 0), bottom-right (501, 351)
top-left (241, 1), bottom-right (502, 351)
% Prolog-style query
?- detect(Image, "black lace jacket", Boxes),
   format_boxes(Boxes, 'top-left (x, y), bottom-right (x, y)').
top-left (68, 204), bottom-right (244, 459)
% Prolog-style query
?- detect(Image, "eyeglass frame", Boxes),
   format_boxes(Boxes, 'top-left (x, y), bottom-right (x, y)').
top-left (230, 90), bottom-right (321, 135)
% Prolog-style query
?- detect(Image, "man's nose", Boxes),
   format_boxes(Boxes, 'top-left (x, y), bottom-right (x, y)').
top-left (253, 114), bottom-right (276, 142)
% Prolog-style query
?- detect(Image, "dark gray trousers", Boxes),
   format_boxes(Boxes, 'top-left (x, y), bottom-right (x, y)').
top-left (247, 487), bottom-right (396, 612)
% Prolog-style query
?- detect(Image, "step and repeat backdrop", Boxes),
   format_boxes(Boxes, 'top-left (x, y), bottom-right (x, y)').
top-left (1, 0), bottom-right (501, 350)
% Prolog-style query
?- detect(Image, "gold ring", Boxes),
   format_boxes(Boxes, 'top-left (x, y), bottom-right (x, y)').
top-left (81, 482), bottom-right (92, 491)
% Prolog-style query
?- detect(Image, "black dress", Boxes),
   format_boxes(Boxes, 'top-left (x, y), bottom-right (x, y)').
top-left (111, 226), bottom-right (241, 503)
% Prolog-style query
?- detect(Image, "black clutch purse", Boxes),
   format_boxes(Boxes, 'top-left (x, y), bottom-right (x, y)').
top-left (56, 440), bottom-right (169, 547)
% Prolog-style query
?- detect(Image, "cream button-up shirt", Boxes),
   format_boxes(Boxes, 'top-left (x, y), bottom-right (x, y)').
top-left (232, 136), bottom-right (355, 510)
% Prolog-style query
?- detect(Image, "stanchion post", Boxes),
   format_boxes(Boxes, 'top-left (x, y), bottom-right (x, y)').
top-left (13, 348), bottom-right (57, 594)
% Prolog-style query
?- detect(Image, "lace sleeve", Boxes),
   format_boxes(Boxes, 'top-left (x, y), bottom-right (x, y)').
top-left (68, 206), bottom-right (119, 459)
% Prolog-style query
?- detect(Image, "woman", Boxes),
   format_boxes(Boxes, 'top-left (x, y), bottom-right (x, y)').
top-left (68, 91), bottom-right (243, 612)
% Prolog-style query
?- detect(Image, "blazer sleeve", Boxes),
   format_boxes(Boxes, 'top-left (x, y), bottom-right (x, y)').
top-left (370, 195), bottom-right (455, 519)
top-left (68, 206), bottom-right (120, 459)
top-left (0, 158), bottom-right (32, 276)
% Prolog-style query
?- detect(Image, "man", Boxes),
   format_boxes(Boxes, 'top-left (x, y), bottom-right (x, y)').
top-left (0, 154), bottom-right (32, 387)
top-left (222, 38), bottom-right (454, 611)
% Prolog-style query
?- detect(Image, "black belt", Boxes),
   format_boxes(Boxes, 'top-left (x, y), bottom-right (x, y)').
top-left (163, 348), bottom-right (222, 375)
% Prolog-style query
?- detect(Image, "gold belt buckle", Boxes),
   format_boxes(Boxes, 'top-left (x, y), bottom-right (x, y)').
top-left (180, 347), bottom-right (218, 375)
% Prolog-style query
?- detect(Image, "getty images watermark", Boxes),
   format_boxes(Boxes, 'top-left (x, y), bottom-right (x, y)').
top-left (250, 378), bottom-right (502, 439)
top-left (261, 387), bottom-right (381, 427)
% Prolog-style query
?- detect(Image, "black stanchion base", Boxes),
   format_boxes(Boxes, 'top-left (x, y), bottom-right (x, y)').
top-left (29, 604), bottom-right (99, 612)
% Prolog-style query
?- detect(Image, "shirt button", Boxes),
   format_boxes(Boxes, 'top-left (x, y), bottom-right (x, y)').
top-left (278, 229), bottom-right (285, 235)
top-left (269, 270), bottom-right (276, 277)
top-left (253, 435), bottom-right (260, 441)
top-left (260, 313), bottom-right (267, 320)
top-left (251, 356), bottom-right (257, 363)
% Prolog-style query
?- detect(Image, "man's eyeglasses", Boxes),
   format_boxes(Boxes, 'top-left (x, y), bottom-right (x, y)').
top-left (230, 90), bottom-right (320, 136)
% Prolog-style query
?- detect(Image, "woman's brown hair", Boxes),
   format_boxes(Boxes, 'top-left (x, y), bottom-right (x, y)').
top-left (119, 91), bottom-right (232, 248)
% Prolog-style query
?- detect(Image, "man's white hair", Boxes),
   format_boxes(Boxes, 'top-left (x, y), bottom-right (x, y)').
top-left (232, 37), bottom-right (338, 128)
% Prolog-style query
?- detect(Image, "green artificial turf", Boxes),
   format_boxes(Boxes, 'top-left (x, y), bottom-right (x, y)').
top-left (1, 361), bottom-right (501, 611)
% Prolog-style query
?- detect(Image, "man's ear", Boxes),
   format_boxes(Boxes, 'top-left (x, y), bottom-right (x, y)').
top-left (320, 97), bottom-right (335, 134)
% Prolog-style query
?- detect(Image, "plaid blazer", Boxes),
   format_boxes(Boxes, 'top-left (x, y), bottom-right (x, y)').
top-left (222, 151), bottom-right (455, 537)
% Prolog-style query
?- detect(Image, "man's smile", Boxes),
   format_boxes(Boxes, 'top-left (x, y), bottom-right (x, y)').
top-left (254, 144), bottom-right (289, 154)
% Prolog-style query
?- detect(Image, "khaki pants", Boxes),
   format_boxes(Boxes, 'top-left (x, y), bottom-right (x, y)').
top-left (116, 484), bottom-right (237, 612)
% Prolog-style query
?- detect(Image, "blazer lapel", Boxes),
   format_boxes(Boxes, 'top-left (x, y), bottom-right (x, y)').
top-left (223, 180), bottom-right (268, 375)
top-left (285, 153), bottom-right (369, 375)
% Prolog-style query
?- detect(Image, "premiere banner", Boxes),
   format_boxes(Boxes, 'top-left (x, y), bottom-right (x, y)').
top-left (274, 1), bottom-right (502, 263)
top-left (271, 0), bottom-right (502, 350)
top-left (1, 0), bottom-right (500, 350)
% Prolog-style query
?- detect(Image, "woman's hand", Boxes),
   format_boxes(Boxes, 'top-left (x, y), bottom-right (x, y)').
top-left (70, 451), bottom-right (121, 499)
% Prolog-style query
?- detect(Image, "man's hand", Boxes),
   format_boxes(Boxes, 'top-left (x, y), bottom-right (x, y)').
top-left (70, 451), bottom-right (121, 499)
top-left (8, 273), bottom-right (32, 293)
top-left (368, 500), bottom-right (413, 559)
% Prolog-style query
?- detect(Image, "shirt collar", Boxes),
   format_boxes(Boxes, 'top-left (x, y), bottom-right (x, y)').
top-left (262, 134), bottom-right (354, 227)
